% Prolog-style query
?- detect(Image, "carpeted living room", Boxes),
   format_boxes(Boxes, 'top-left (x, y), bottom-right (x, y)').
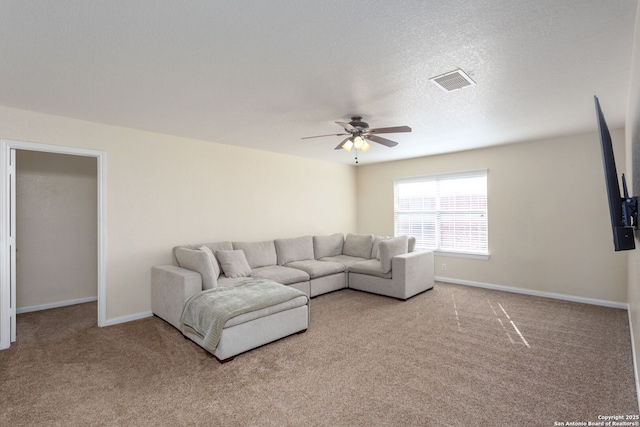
top-left (1, 282), bottom-right (638, 426)
top-left (2, 1), bottom-right (640, 426)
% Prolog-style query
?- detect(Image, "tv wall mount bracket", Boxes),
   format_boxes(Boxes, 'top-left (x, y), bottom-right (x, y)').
top-left (621, 174), bottom-right (638, 230)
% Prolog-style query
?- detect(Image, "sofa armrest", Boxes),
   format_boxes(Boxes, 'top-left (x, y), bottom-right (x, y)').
top-left (151, 265), bottom-right (202, 330)
top-left (391, 250), bottom-right (435, 298)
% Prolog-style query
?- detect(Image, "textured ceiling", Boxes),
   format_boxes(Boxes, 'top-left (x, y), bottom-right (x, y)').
top-left (0, 0), bottom-right (637, 165)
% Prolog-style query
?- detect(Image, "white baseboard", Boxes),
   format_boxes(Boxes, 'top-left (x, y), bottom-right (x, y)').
top-left (435, 276), bottom-right (628, 309)
top-left (16, 296), bottom-right (98, 314)
top-left (17, 297), bottom-right (152, 327)
top-left (628, 309), bottom-right (640, 415)
top-left (104, 311), bottom-right (153, 327)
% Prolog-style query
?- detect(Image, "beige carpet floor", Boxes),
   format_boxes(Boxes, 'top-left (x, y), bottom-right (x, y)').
top-left (0, 282), bottom-right (638, 426)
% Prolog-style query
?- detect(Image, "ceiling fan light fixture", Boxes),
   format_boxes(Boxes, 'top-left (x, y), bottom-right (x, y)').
top-left (301, 116), bottom-right (411, 162)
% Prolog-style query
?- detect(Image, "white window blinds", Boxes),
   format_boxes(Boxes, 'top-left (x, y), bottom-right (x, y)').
top-left (393, 170), bottom-right (488, 255)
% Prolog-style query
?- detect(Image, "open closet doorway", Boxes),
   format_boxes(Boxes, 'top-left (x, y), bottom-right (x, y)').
top-left (0, 140), bottom-right (106, 350)
top-left (16, 151), bottom-right (98, 316)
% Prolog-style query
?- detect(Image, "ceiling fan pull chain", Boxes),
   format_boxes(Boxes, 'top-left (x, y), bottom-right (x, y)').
top-left (355, 149), bottom-right (358, 164)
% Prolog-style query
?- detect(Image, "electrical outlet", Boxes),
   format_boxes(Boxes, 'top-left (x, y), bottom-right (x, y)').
top-left (441, 263), bottom-right (447, 271)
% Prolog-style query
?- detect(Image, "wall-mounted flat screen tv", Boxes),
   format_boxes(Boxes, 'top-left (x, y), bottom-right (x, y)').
top-left (594, 95), bottom-right (636, 251)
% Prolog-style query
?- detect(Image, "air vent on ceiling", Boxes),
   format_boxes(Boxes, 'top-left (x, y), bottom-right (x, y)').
top-left (430, 69), bottom-right (476, 92)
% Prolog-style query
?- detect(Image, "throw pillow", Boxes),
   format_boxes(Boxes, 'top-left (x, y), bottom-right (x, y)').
top-left (215, 250), bottom-right (252, 278)
top-left (175, 247), bottom-right (218, 290)
top-left (172, 241), bottom-right (233, 266)
top-left (379, 236), bottom-right (409, 274)
top-left (343, 233), bottom-right (374, 259)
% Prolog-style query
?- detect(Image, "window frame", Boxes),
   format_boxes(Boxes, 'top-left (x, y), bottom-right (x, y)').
top-left (393, 169), bottom-right (489, 260)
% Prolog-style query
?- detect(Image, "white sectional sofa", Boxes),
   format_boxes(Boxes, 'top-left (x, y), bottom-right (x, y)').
top-left (151, 233), bottom-right (434, 361)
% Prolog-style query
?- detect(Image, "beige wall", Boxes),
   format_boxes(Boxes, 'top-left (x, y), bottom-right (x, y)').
top-left (357, 131), bottom-right (628, 303)
top-left (0, 105), bottom-right (358, 321)
top-left (16, 151), bottom-right (97, 309)
top-left (626, 0), bottom-right (640, 402)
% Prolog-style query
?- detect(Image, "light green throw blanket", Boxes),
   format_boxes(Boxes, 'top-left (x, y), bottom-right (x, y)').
top-left (180, 279), bottom-right (308, 353)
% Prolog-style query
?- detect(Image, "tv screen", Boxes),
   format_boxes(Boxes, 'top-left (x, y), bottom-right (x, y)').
top-left (594, 95), bottom-right (636, 251)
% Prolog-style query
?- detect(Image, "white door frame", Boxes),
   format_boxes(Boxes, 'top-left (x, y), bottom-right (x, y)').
top-left (0, 139), bottom-right (107, 350)
top-left (9, 148), bottom-right (15, 342)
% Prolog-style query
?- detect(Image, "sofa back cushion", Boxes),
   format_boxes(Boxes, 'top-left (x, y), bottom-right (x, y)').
top-left (172, 241), bottom-right (232, 266)
top-left (275, 236), bottom-right (314, 265)
top-left (343, 233), bottom-right (374, 259)
top-left (232, 240), bottom-right (277, 269)
top-left (408, 236), bottom-right (416, 252)
top-left (371, 235), bottom-right (390, 259)
top-left (199, 246), bottom-right (220, 278)
top-left (379, 236), bottom-right (409, 273)
top-left (174, 247), bottom-right (219, 290)
top-left (313, 233), bottom-right (344, 259)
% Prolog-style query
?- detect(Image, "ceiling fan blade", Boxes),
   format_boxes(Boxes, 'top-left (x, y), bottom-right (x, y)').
top-left (335, 121), bottom-right (357, 132)
top-left (365, 134), bottom-right (398, 147)
top-left (301, 133), bottom-right (349, 140)
top-left (334, 137), bottom-right (351, 150)
top-left (367, 125), bottom-right (412, 134)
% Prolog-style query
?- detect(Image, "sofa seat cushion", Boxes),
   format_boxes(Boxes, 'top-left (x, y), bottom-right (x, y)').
top-left (185, 280), bottom-right (308, 329)
top-left (250, 265), bottom-right (310, 285)
top-left (225, 295), bottom-right (308, 328)
top-left (217, 276), bottom-right (254, 287)
top-left (284, 260), bottom-right (345, 279)
top-left (319, 254), bottom-right (367, 268)
top-left (349, 259), bottom-right (392, 279)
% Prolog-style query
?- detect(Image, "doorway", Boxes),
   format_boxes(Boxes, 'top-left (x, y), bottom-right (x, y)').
top-left (16, 150), bottom-right (97, 314)
top-left (0, 140), bottom-right (106, 349)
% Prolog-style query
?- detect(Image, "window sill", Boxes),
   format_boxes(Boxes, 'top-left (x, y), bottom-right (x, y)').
top-left (433, 250), bottom-right (490, 261)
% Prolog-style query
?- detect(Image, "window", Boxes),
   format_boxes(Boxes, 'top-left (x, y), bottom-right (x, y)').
top-left (394, 170), bottom-right (488, 257)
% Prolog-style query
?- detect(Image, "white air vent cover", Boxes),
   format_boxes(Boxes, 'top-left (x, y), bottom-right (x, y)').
top-left (430, 69), bottom-right (476, 92)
